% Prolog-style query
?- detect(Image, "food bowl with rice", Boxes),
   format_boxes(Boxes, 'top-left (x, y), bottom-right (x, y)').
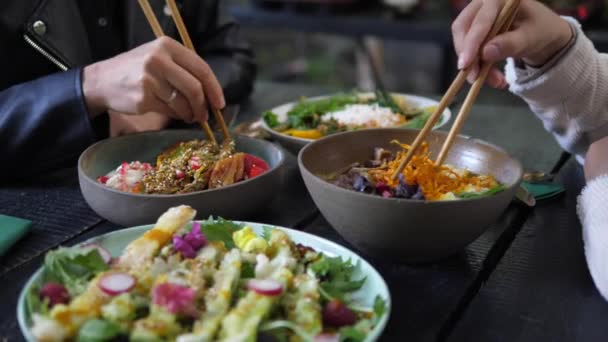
top-left (261, 91), bottom-right (452, 154)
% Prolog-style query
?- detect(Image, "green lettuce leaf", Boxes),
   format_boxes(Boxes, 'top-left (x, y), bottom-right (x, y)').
top-left (262, 111), bottom-right (280, 128)
top-left (373, 295), bottom-right (387, 324)
top-left (200, 217), bottom-right (242, 249)
top-left (457, 184), bottom-right (506, 199)
top-left (43, 246), bottom-right (109, 297)
top-left (310, 255), bottom-right (366, 302)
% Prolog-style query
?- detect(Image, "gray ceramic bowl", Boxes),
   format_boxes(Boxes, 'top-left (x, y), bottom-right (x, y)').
top-left (79, 130), bottom-right (285, 227)
top-left (298, 128), bottom-right (523, 262)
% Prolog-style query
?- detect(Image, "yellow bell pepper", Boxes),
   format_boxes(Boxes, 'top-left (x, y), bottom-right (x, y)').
top-left (233, 226), bottom-right (267, 253)
top-left (282, 129), bottom-right (323, 139)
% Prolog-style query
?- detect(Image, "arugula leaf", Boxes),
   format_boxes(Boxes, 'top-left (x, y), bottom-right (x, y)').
top-left (457, 184), bottom-right (506, 199)
top-left (262, 226), bottom-right (273, 241)
top-left (241, 262), bottom-right (255, 279)
top-left (373, 296), bottom-right (387, 324)
top-left (403, 110), bottom-right (431, 129)
top-left (25, 285), bottom-right (49, 323)
top-left (310, 255), bottom-right (366, 301)
top-left (287, 94), bottom-right (359, 130)
top-left (339, 326), bottom-right (366, 342)
top-left (262, 111), bottom-right (280, 128)
top-left (43, 247), bottom-right (109, 296)
top-left (77, 319), bottom-right (122, 342)
top-left (200, 217), bottom-right (242, 249)
top-left (373, 90), bottom-right (402, 115)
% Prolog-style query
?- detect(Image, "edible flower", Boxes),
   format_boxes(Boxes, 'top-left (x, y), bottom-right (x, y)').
top-left (172, 222), bottom-right (207, 258)
top-left (233, 226), bottom-right (267, 253)
top-left (152, 283), bottom-right (197, 316)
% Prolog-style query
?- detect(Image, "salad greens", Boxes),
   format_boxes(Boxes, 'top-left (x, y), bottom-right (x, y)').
top-left (310, 255), bottom-right (366, 301)
top-left (43, 247), bottom-right (109, 296)
top-left (263, 91), bottom-right (438, 140)
top-left (26, 209), bottom-right (388, 342)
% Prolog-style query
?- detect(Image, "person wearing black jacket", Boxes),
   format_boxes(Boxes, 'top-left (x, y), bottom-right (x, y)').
top-left (0, 0), bottom-right (256, 178)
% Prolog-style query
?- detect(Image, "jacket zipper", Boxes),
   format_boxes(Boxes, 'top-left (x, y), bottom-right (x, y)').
top-left (23, 34), bottom-right (68, 71)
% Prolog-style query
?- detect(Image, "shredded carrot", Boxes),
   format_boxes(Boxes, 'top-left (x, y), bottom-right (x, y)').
top-left (368, 140), bottom-right (498, 200)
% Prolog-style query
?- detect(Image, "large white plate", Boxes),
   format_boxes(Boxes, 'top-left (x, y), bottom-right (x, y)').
top-left (18, 221), bottom-right (391, 341)
top-left (260, 92), bottom-right (451, 154)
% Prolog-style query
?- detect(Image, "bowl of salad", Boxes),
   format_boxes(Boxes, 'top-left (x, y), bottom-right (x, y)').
top-left (78, 130), bottom-right (285, 227)
top-left (261, 91), bottom-right (451, 154)
top-left (298, 128), bottom-right (523, 262)
top-left (18, 205), bottom-right (391, 341)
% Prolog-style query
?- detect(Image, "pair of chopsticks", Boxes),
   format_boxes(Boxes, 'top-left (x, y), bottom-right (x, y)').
top-left (391, 0), bottom-right (521, 180)
top-left (137, 0), bottom-right (231, 146)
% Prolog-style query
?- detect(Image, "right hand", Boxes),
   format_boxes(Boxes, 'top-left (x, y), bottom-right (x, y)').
top-left (452, 0), bottom-right (573, 88)
top-left (82, 36), bottom-right (225, 123)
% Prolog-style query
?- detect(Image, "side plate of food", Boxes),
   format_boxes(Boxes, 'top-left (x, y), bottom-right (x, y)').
top-left (261, 91), bottom-right (452, 153)
top-left (18, 205), bottom-right (391, 342)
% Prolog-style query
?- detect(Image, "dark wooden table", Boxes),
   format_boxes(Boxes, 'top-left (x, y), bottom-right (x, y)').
top-left (1, 81), bottom-right (607, 341)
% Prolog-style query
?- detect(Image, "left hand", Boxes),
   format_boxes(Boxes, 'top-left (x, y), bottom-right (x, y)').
top-left (585, 136), bottom-right (608, 182)
top-left (109, 110), bottom-right (171, 137)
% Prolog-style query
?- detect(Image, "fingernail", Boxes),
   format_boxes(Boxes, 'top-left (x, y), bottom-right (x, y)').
top-left (457, 56), bottom-right (465, 69)
top-left (484, 44), bottom-right (501, 61)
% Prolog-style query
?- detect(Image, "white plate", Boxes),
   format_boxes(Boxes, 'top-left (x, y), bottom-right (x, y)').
top-left (260, 92), bottom-right (451, 154)
top-left (18, 221), bottom-right (391, 341)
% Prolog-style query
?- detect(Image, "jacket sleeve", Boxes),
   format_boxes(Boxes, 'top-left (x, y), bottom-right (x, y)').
top-left (182, 0), bottom-right (256, 105)
top-left (505, 18), bottom-right (608, 302)
top-left (0, 68), bottom-right (103, 180)
top-left (504, 17), bottom-right (608, 164)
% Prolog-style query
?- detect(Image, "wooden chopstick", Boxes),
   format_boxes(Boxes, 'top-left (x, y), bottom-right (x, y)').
top-left (165, 0), bottom-right (232, 142)
top-left (137, 0), bottom-right (218, 146)
top-left (391, 0), bottom-right (520, 179)
top-left (435, 0), bottom-right (520, 165)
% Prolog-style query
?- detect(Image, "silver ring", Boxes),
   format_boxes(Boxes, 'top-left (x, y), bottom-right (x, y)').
top-left (167, 89), bottom-right (177, 104)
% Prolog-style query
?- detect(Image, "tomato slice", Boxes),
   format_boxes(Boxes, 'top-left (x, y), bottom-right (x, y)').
top-left (244, 154), bottom-right (269, 178)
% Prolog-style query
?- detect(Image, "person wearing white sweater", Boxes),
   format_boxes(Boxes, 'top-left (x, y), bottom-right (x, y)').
top-left (452, 0), bottom-right (608, 299)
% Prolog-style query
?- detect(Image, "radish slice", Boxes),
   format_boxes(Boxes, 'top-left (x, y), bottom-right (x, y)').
top-left (247, 279), bottom-right (283, 296)
top-left (82, 243), bottom-right (112, 264)
top-left (98, 272), bottom-right (135, 296)
top-left (315, 334), bottom-right (339, 342)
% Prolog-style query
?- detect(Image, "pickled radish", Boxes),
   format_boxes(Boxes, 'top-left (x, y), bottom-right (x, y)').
top-left (247, 279), bottom-right (283, 296)
top-left (98, 273), bottom-right (135, 296)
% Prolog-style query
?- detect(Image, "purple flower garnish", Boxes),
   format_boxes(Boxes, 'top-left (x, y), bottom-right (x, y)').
top-left (172, 222), bottom-right (208, 259)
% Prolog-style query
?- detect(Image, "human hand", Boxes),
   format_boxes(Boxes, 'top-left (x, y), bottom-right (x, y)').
top-left (585, 136), bottom-right (608, 182)
top-left (109, 110), bottom-right (171, 137)
top-left (82, 37), bottom-right (225, 123)
top-left (451, 0), bottom-right (573, 88)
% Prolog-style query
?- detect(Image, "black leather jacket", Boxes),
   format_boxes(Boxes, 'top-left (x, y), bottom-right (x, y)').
top-left (0, 0), bottom-right (256, 179)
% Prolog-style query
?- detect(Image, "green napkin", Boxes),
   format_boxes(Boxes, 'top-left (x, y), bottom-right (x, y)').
top-left (0, 214), bottom-right (32, 257)
top-left (521, 181), bottom-right (565, 201)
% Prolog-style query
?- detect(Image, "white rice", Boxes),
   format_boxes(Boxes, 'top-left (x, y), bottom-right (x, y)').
top-left (321, 104), bottom-right (403, 128)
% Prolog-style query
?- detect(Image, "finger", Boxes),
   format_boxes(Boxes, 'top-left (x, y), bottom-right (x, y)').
top-left (160, 59), bottom-right (208, 123)
top-left (452, 0), bottom-right (483, 65)
top-left (147, 95), bottom-right (178, 120)
top-left (168, 44), bottom-right (226, 110)
top-left (460, 0), bottom-right (502, 69)
top-left (486, 67), bottom-right (505, 88)
top-left (168, 92), bottom-right (196, 123)
top-left (482, 29), bottom-right (528, 62)
top-left (467, 63), bottom-right (480, 84)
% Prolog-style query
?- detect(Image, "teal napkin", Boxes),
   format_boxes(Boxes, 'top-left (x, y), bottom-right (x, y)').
top-left (0, 214), bottom-right (32, 257)
top-left (521, 181), bottom-right (565, 201)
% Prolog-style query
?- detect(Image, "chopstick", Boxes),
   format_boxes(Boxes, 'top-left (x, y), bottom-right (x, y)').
top-left (435, 0), bottom-right (520, 165)
top-left (136, 0), bottom-right (225, 145)
top-left (165, 0), bottom-right (232, 142)
top-left (391, 0), bottom-right (520, 180)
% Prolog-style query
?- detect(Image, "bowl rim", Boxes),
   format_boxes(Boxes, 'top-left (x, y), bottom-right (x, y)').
top-left (297, 127), bottom-right (524, 205)
top-left (78, 130), bottom-right (285, 198)
top-left (259, 92), bottom-right (453, 144)
top-left (17, 220), bottom-right (392, 342)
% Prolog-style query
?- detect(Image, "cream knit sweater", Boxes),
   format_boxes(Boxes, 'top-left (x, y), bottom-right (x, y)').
top-left (505, 18), bottom-right (608, 300)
